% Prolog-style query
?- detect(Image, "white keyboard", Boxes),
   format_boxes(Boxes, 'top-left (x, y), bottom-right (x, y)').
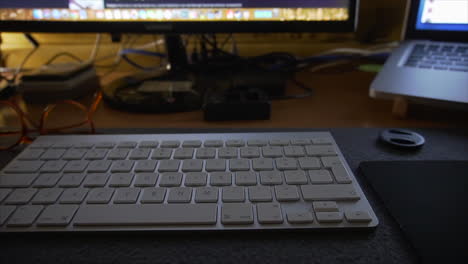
top-left (0, 132), bottom-right (378, 232)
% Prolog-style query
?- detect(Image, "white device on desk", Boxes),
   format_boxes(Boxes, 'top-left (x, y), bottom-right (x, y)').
top-left (370, 0), bottom-right (468, 108)
top-left (0, 132), bottom-right (378, 232)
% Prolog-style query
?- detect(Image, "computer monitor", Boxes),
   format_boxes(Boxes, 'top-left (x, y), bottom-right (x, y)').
top-left (0, 1), bottom-right (357, 33)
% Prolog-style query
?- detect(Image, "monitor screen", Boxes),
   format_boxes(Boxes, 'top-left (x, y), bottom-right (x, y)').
top-left (416, 0), bottom-right (468, 32)
top-left (0, 0), bottom-right (356, 33)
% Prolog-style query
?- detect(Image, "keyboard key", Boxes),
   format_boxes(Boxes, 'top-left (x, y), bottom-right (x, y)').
top-left (309, 170), bottom-right (333, 184)
top-left (17, 149), bottom-right (44, 160)
top-left (52, 143), bottom-right (73, 149)
top-left (252, 158), bottom-right (274, 171)
top-left (109, 173), bottom-right (134, 187)
top-left (262, 146), bottom-right (283, 158)
top-left (182, 140), bottom-right (202, 148)
top-left (259, 171), bottom-right (283, 185)
top-left (160, 140), bottom-right (180, 148)
top-left (86, 188), bottom-right (115, 204)
top-left (117, 141), bottom-right (137, 148)
top-left (62, 149), bottom-right (87, 160)
top-left (218, 148), bottom-right (238, 159)
top-left (275, 158), bottom-right (298, 170)
top-left (158, 160), bottom-right (181, 172)
top-left (111, 160), bottom-right (135, 173)
top-left (74, 142), bottom-right (94, 149)
top-left (37, 205), bottom-right (78, 226)
top-left (59, 188), bottom-right (88, 204)
top-left (311, 138), bottom-right (333, 145)
top-left (235, 171), bottom-right (257, 186)
top-left (226, 140), bottom-right (244, 147)
top-left (85, 149), bottom-right (108, 160)
top-left (108, 149), bottom-right (130, 160)
top-left (0, 206), bottom-right (16, 225)
top-left (33, 173), bottom-right (61, 187)
top-left (5, 188), bottom-right (37, 205)
top-left (195, 187), bottom-right (219, 203)
top-left (204, 140), bottom-right (223, 147)
top-left (345, 211), bottom-right (372, 223)
top-left (113, 188), bottom-right (140, 204)
top-left (32, 188), bottom-right (63, 204)
top-left (316, 212), bottom-right (344, 223)
top-left (222, 187), bottom-right (245, 202)
top-left (283, 146), bottom-right (305, 157)
top-left (159, 173), bottom-right (183, 187)
top-left (174, 148), bottom-right (194, 159)
top-left (87, 160), bottom-right (112, 173)
top-left (331, 164), bottom-right (352, 184)
top-left (181, 159), bottom-right (203, 172)
top-left (306, 145), bottom-right (337, 156)
top-left (40, 149), bottom-right (66, 160)
top-left (269, 139), bottom-right (289, 146)
top-left (184, 172), bottom-right (207, 187)
top-left (210, 172), bottom-right (232, 186)
top-left (0, 173), bottom-right (37, 187)
top-left (140, 188), bottom-right (166, 203)
top-left (151, 149), bottom-right (173, 160)
top-left (221, 203), bottom-right (253, 224)
top-left (205, 159), bottom-right (226, 172)
top-left (74, 204), bottom-right (217, 225)
top-left (40, 160), bottom-right (67, 173)
top-left (139, 141), bottom-right (158, 148)
top-left (196, 148), bottom-right (216, 159)
top-left (248, 186), bottom-right (272, 202)
top-left (134, 173), bottom-right (159, 187)
top-left (83, 173), bottom-right (110, 187)
top-left (287, 212), bottom-right (314, 224)
top-left (321, 156), bottom-right (341, 168)
top-left (63, 160), bottom-right (89, 173)
top-left (134, 160), bottom-right (158, 172)
top-left (298, 157), bottom-right (321, 169)
top-left (167, 187), bottom-right (192, 203)
top-left (313, 201), bottom-right (339, 212)
top-left (275, 185), bottom-right (299, 201)
top-left (284, 170), bottom-right (308, 185)
top-left (257, 203), bottom-right (283, 224)
top-left (7, 205), bottom-right (43, 227)
top-left (4, 161), bottom-right (44, 173)
top-left (95, 142), bottom-right (116, 149)
top-left (240, 147), bottom-right (260, 158)
top-left (291, 139), bottom-right (310, 146)
top-left (301, 185), bottom-right (360, 201)
top-left (229, 159), bottom-right (250, 171)
top-left (247, 140), bottom-right (267, 147)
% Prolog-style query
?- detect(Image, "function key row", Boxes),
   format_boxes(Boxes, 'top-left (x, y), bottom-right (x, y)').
top-left (28, 138), bottom-right (334, 150)
top-left (18, 145), bottom-right (338, 161)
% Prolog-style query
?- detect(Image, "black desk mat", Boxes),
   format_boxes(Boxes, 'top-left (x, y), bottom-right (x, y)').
top-left (1, 128), bottom-right (467, 264)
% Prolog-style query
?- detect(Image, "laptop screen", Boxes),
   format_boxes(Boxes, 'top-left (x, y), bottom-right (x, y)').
top-left (416, 0), bottom-right (468, 32)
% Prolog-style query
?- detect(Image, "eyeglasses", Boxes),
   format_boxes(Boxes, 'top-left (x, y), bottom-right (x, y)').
top-left (0, 91), bottom-right (102, 150)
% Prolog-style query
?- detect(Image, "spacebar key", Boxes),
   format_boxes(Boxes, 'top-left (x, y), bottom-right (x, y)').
top-left (74, 204), bottom-right (217, 226)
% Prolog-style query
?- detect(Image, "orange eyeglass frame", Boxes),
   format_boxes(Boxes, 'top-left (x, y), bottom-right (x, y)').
top-left (0, 91), bottom-right (102, 151)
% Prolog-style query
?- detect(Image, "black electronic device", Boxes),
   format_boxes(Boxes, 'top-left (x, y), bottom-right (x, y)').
top-left (204, 86), bottom-right (271, 121)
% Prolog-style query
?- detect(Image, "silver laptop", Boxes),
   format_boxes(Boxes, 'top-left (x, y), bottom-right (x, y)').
top-left (370, 0), bottom-right (468, 108)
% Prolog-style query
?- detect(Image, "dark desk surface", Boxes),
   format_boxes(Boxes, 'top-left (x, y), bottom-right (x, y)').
top-left (1, 128), bottom-right (467, 264)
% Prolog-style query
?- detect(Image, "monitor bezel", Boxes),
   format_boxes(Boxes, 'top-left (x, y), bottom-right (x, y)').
top-left (405, 0), bottom-right (468, 42)
top-left (0, 1), bottom-right (358, 33)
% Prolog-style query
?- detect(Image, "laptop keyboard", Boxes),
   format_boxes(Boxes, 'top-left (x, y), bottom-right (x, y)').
top-left (0, 132), bottom-right (378, 232)
top-left (404, 44), bottom-right (468, 72)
